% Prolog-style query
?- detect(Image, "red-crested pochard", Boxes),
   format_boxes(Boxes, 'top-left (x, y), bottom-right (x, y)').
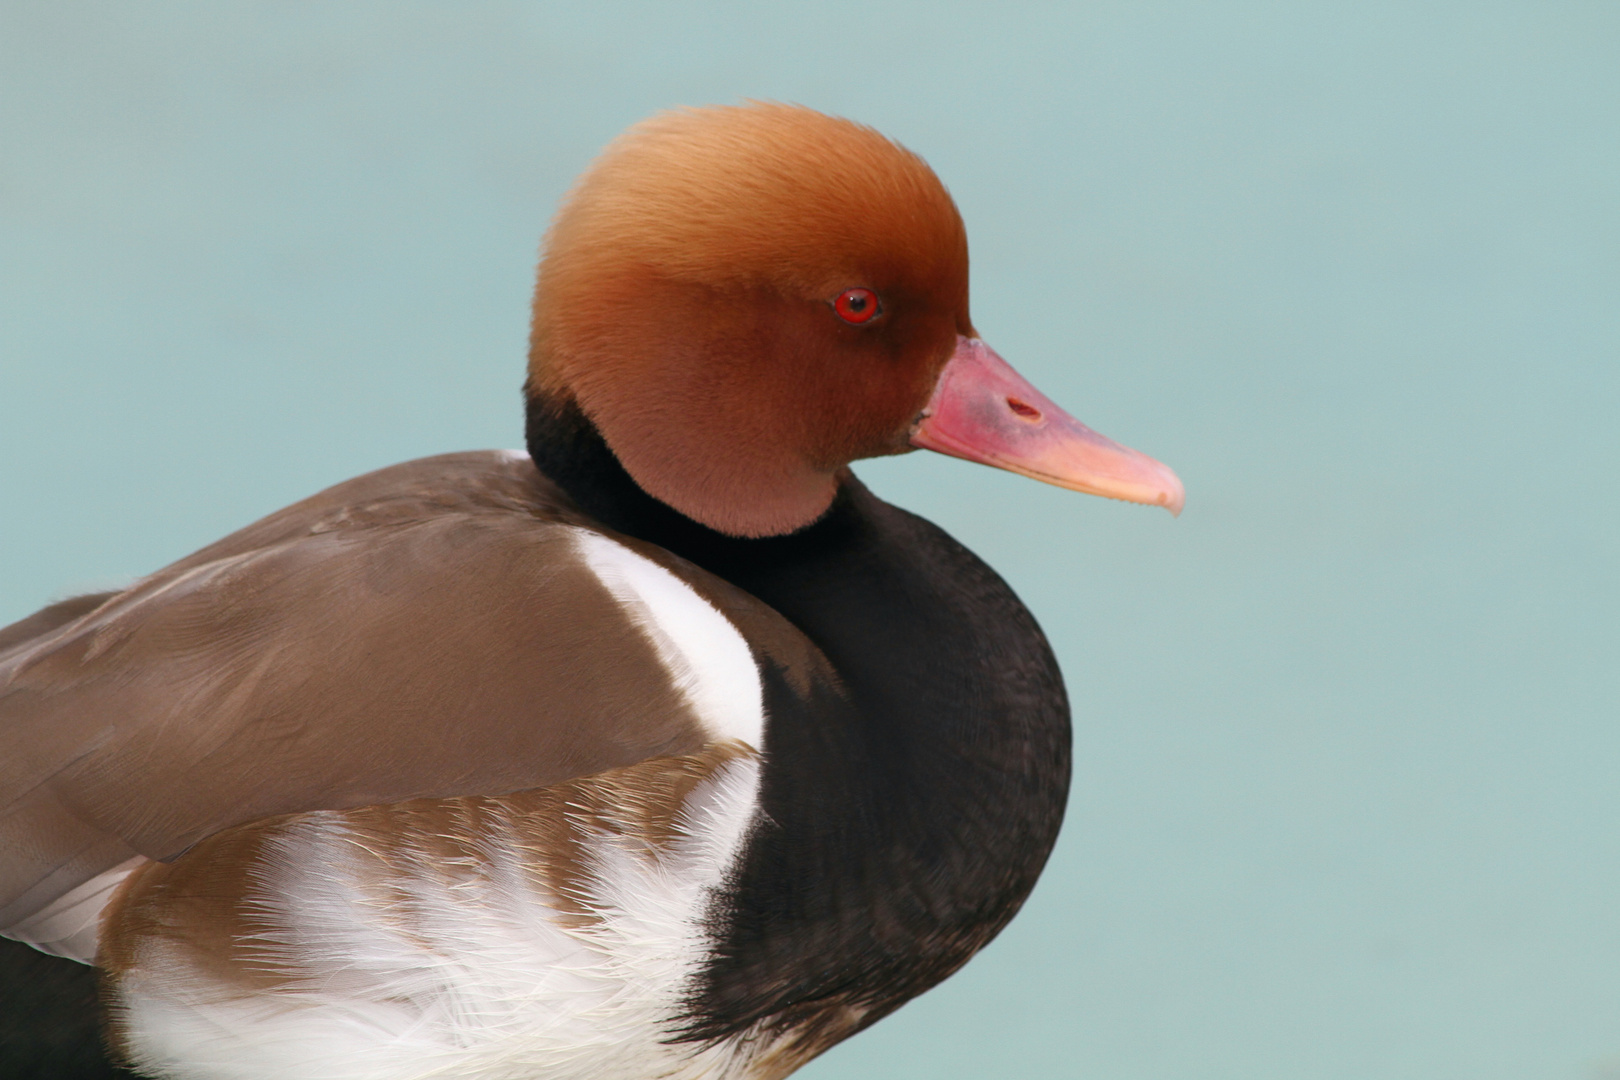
top-left (0, 103), bottom-right (1182, 1080)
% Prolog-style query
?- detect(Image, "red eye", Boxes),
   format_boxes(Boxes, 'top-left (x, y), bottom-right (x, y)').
top-left (833, 288), bottom-right (881, 325)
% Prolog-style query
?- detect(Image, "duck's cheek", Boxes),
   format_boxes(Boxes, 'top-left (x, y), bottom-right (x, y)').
top-left (910, 336), bottom-right (1186, 515)
top-left (798, 327), bottom-right (956, 466)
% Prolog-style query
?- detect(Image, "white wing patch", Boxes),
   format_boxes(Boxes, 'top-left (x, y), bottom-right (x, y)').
top-left (568, 529), bottom-right (765, 750)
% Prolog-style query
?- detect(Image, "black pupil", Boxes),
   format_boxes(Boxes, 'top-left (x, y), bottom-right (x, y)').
top-left (848, 293), bottom-right (867, 312)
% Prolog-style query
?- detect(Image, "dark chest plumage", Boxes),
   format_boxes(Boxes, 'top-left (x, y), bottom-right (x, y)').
top-left (526, 397), bottom-right (1073, 1054)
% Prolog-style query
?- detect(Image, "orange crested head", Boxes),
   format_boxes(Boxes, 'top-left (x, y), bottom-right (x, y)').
top-left (528, 102), bottom-right (973, 537)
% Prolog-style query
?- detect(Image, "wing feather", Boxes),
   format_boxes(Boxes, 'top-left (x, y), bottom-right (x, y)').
top-left (0, 452), bottom-right (724, 927)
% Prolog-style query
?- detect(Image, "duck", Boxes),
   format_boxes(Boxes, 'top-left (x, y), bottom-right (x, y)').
top-left (0, 103), bottom-right (1183, 1080)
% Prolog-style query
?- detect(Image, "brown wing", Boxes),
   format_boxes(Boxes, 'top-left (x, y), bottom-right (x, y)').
top-left (0, 451), bottom-right (741, 928)
top-left (0, 592), bottom-right (120, 662)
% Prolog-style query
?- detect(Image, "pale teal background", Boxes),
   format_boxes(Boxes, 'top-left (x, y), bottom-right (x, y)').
top-left (2, 3), bottom-right (1617, 1077)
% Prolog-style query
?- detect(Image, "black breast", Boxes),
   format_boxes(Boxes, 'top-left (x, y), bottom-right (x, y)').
top-left (526, 396), bottom-right (1073, 1056)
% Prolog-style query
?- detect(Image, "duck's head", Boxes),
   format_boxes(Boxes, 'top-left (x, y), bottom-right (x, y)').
top-left (526, 103), bottom-right (1183, 538)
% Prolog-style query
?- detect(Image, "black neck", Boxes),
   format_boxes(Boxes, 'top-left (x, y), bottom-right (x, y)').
top-left (526, 391), bottom-right (1072, 1051)
top-left (524, 390), bottom-right (854, 570)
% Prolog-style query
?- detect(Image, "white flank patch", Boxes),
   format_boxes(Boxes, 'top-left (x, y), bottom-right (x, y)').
top-left (115, 756), bottom-right (764, 1080)
top-left (2, 855), bottom-right (149, 963)
top-left (568, 529), bottom-right (765, 750)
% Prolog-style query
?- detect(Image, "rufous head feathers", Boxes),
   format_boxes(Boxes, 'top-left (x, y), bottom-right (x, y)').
top-left (528, 103), bottom-right (972, 537)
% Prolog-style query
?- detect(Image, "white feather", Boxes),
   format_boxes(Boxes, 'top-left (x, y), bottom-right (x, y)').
top-left (568, 528), bottom-right (765, 750)
top-left (2, 855), bottom-right (148, 963)
top-left (116, 757), bottom-right (765, 1080)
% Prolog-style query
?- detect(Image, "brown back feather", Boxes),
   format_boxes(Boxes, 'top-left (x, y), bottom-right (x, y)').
top-left (0, 452), bottom-right (830, 929)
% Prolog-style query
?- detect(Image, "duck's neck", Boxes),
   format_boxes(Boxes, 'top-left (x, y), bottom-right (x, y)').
top-left (525, 391), bottom-right (1072, 1052)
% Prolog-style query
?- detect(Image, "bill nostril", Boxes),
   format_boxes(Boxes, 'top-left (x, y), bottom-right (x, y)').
top-left (1006, 397), bottom-right (1042, 422)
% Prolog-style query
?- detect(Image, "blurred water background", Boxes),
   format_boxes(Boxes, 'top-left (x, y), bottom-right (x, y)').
top-left (1, 3), bottom-right (1616, 1077)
